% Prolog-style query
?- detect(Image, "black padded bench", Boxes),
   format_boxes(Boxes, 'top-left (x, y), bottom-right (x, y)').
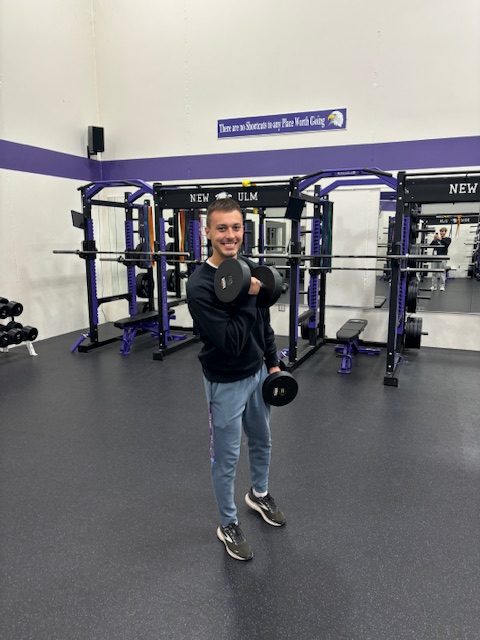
top-left (114, 310), bottom-right (160, 329)
top-left (335, 319), bottom-right (380, 374)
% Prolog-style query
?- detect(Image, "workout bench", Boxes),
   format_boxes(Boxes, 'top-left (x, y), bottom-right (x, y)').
top-left (114, 305), bottom-right (185, 356)
top-left (334, 319), bottom-right (380, 374)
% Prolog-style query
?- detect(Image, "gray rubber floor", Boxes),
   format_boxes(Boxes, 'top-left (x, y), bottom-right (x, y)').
top-left (1, 331), bottom-right (479, 640)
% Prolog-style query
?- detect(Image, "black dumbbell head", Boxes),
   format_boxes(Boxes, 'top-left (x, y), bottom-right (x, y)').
top-left (262, 371), bottom-right (298, 407)
top-left (214, 258), bottom-right (251, 304)
top-left (252, 265), bottom-right (283, 307)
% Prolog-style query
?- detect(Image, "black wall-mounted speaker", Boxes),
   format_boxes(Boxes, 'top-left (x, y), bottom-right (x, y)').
top-left (87, 126), bottom-right (104, 156)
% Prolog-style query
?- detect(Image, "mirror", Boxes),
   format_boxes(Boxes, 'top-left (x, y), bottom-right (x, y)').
top-left (375, 202), bottom-right (480, 313)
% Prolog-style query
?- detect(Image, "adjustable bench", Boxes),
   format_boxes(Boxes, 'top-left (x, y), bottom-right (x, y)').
top-left (114, 306), bottom-right (185, 356)
top-left (334, 319), bottom-right (380, 374)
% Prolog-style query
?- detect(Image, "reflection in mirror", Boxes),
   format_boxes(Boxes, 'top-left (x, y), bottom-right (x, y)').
top-left (375, 202), bottom-right (480, 313)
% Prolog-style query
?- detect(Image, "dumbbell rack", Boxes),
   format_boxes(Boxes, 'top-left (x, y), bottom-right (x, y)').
top-left (0, 298), bottom-right (38, 357)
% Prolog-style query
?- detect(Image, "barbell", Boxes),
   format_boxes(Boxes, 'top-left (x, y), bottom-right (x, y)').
top-left (53, 248), bottom-right (197, 268)
top-left (247, 253), bottom-right (449, 260)
top-left (53, 249), bottom-right (191, 258)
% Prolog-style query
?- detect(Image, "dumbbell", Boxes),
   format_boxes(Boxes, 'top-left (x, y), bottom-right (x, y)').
top-left (5, 321), bottom-right (38, 341)
top-left (0, 324), bottom-right (23, 345)
top-left (0, 298), bottom-right (23, 319)
top-left (262, 371), bottom-right (298, 407)
top-left (214, 258), bottom-right (283, 307)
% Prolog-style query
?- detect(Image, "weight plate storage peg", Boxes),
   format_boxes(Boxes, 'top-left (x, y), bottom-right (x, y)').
top-left (214, 259), bottom-right (252, 304)
top-left (262, 371), bottom-right (299, 407)
top-left (404, 316), bottom-right (423, 349)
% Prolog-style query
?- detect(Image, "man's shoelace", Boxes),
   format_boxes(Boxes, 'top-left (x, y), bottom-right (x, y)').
top-left (223, 524), bottom-right (245, 544)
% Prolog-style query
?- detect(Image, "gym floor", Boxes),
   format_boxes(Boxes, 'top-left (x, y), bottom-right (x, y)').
top-left (1, 332), bottom-right (479, 640)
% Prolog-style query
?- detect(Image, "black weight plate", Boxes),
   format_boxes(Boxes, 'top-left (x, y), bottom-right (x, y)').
top-left (406, 279), bottom-right (418, 313)
top-left (214, 258), bottom-right (251, 304)
top-left (136, 272), bottom-right (153, 298)
top-left (252, 265), bottom-right (283, 307)
top-left (135, 242), bottom-right (151, 269)
top-left (404, 316), bottom-right (422, 349)
top-left (166, 269), bottom-right (176, 292)
top-left (262, 371), bottom-right (298, 407)
top-left (300, 318), bottom-right (310, 340)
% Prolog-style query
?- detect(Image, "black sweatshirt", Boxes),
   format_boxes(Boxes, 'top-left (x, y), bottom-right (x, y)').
top-left (430, 237), bottom-right (451, 256)
top-left (186, 258), bottom-right (279, 382)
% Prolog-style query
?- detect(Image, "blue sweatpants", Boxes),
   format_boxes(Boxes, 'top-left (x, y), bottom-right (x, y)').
top-left (203, 365), bottom-right (271, 527)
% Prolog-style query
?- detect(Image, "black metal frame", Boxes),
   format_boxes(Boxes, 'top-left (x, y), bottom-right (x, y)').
top-left (74, 180), bottom-right (155, 353)
top-left (152, 178), bottom-right (329, 368)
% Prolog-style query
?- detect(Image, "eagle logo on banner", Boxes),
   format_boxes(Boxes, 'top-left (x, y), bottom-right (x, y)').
top-left (327, 110), bottom-right (344, 127)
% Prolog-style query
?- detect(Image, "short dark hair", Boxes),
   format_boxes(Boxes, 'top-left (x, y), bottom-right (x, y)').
top-left (206, 197), bottom-right (242, 227)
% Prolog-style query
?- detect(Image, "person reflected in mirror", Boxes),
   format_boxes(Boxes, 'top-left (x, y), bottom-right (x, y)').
top-left (430, 227), bottom-right (451, 291)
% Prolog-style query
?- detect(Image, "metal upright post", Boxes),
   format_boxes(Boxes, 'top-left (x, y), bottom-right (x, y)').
top-left (81, 190), bottom-right (99, 345)
top-left (124, 193), bottom-right (138, 318)
top-left (384, 172), bottom-right (406, 386)
top-left (153, 193), bottom-right (168, 359)
top-left (287, 219), bottom-right (301, 365)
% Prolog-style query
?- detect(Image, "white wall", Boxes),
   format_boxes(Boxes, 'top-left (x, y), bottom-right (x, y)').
top-left (0, 0), bottom-right (100, 154)
top-left (0, 0), bottom-right (100, 340)
top-left (324, 189), bottom-right (380, 308)
top-left (0, 171), bottom-right (90, 338)
top-left (1, 0), bottom-right (480, 349)
top-left (93, 0), bottom-right (480, 160)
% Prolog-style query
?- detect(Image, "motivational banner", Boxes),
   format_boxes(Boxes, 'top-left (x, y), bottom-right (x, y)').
top-left (218, 108), bottom-right (347, 139)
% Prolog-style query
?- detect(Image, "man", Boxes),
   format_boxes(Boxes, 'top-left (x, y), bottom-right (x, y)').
top-left (430, 227), bottom-right (451, 291)
top-left (186, 197), bottom-right (285, 561)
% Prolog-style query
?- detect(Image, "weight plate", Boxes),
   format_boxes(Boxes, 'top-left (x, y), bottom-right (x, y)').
top-left (300, 318), bottom-right (310, 340)
top-left (404, 316), bottom-right (422, 349)
top-left (136, 272), bottom-right (153, 298)
top-left (214, 258), bottom-right (251, 304)
top-left (406, 279), bottom-right (418, 313)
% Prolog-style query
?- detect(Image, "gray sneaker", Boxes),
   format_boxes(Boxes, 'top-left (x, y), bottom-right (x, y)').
top-left (216, 522), bottom-right (253, 561)
top-left (245, 488), bottom-right (286, 527)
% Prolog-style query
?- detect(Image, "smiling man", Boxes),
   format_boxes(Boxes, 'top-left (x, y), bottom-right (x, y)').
top-left (186, 196), bottom-right (285, 561)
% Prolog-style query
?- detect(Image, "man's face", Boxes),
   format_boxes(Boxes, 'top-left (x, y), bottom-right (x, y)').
top-left (439, 229), bottom-right (446, 238)
top-left (206, 209), bottom-right (244, 264)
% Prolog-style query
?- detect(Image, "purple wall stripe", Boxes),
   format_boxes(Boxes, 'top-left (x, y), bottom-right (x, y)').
top-left (97, 135), bottom-right (480, 181)
top-left (1, 136), bottom-right (479, 183)
top-left (0, 139), bottom-right (102, 181)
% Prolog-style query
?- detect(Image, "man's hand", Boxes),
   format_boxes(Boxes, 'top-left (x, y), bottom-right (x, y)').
top-left (248, 277), bottom-right (263, 296)
top-left (268, 365), bottom-right (282, 374)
